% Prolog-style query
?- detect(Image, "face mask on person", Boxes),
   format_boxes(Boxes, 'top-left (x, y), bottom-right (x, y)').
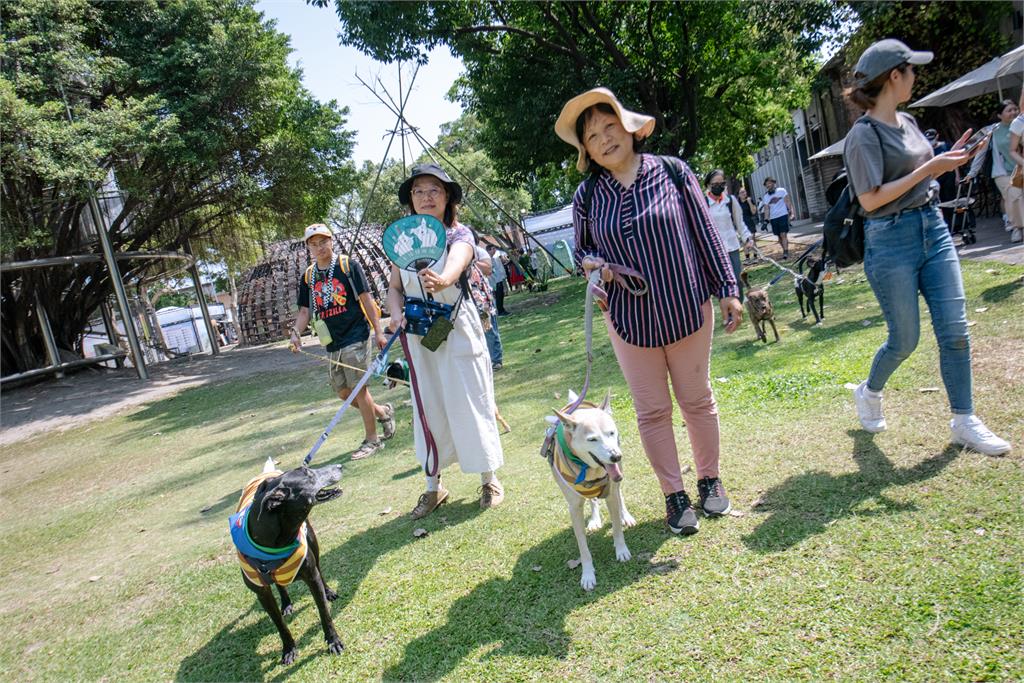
top-left (710, 183), bottom-right (726, 196)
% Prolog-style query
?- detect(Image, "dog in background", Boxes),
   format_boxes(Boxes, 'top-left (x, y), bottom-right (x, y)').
top-left (739, 270), bottom-right (779, 344)
top-left (795, 256), bottom-right (826, 324)
top-left (546, 389), bottom-right (635, 591)
top-left (230, 458), bottom-right (345, 664)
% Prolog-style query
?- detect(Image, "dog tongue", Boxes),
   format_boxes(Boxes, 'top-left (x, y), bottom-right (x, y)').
top-left (604, 463), bottom-right (623, 482)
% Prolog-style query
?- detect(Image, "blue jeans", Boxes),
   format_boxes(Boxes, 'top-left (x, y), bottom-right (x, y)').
top-left (484, 313), bottom-right (503, 365)
top-left (863, 205), bottom-right (972, 414)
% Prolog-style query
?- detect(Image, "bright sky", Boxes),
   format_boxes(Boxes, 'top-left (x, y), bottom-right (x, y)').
top-left (256, 1), bottom-right (465, 165)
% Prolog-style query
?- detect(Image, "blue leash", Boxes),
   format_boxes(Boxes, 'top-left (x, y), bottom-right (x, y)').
top-left (303, 328), bottom-right (402, 465)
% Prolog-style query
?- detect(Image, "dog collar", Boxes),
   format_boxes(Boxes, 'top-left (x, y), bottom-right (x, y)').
top-left (230, 506), bottom-right (301, 561)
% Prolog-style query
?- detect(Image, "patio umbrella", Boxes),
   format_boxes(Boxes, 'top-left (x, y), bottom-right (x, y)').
top-left (996, 44), bottom-right (1024, 79)
top-left (808, 136), bottom-right (846, 160)
top-left (910, 50), bottom-right (1023, 107)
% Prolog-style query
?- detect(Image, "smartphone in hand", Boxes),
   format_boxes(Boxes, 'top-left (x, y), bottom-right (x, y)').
top-left (961, 129), bottom-right (990, 156)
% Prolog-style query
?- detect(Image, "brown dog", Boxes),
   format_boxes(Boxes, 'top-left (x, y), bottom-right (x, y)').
top-left (740, 271), bottom-right (779, 344)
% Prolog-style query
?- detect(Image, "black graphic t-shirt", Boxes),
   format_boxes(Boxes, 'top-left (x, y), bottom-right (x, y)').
top-left (296, 257), bottom-right (371, 352)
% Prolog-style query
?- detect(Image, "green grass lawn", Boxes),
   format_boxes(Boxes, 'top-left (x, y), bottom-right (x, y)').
top-left (1, 261), bottom-right (1022, 682)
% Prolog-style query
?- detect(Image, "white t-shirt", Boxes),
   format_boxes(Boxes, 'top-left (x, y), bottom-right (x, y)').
top-left (762, 187), bottom-right (789, 219)
top-left (705, 192), bottom-right (750, 252)
top-left (1010, 114), bottom-right (1024, 137)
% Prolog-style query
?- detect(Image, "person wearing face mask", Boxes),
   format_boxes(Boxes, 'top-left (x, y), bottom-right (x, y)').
top-left (843, 39), bottom-right (1010, 455)
top-left (704, 170), bottom-right (753, 300)
top-left (555, 87), bottom-right (743, 536)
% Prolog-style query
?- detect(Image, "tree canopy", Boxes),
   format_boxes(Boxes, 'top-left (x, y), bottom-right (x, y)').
top-left (1, 0), bottom-right (356, 373)
top-left (322, 0), bottom-right (845, 210)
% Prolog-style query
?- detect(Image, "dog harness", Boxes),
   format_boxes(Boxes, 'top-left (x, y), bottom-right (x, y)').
top-left (543, 419), bottom-right (610, 500)
top-left (229, 471), bottom-right (308, 587)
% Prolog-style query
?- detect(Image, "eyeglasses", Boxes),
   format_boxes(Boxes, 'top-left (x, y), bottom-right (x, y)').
top-left (412, 187), bottom-right (444, 199)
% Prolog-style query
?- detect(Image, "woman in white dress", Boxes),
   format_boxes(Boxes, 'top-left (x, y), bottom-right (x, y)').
top-left (386, 163), bottom-right (505, 519)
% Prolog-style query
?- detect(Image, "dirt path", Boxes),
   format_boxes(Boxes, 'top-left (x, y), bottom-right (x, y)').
top-left (0, 341), bottom-right (322, 447)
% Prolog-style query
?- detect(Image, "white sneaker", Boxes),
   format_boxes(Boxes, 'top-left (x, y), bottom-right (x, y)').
top-left (853, 381), bottom-right (886, 433)
top-left (950, 416), bottom-right (1011, 456)
top-left (1011, 228), bottom-right (1023, 244)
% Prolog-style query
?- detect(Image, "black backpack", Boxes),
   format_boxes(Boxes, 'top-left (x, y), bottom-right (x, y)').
top-left (822, 117), bottom-right (881, 269)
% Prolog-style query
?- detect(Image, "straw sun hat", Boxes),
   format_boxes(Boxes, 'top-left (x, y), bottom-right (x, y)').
top-left (554, 87), bottom-right (656, 172)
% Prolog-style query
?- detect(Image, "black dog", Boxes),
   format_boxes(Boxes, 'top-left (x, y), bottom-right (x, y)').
top-left (230, 458), bottom-right (344, 664)
top-left (795, 257), bottom-right (826, 324)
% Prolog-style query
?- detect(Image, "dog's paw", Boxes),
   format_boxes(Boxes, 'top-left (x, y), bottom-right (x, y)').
top-left (586, 517), bottom-right (602, 532)
top-left (616, 545), bottom-right (632, 562)
top-left (621, 511), bottom-right (637, 528)
top-left (324, 586), bottom-right (338, 602)
top-left (281, 646), bottom-right (298, 665)
top-left (281, 603), bottom-right (294, 617)
top-left (580, 570), bottom-right (597, 591)
top-left (327, 637), bottom-right (344, 655)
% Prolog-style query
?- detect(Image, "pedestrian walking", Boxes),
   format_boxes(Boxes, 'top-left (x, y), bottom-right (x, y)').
top-left (760, 177), bottom-right (795, 259)
top-left (704, 169), bottom-right (753, 299)
top-left (555, 87), bottom-right (743, 536)
top-left (386, 164), bottom-right (506, 517)
top-left (290, 224), bottom-right (396, 460)
top-left (843, 38), bottom-right (1010, 455)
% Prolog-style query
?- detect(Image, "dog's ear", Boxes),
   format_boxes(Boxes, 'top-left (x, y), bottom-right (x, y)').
top-left (262, 486), bottom-right (288, 512)
top-left (599, 389), bottom-right (612, 415)
top-left (552, 408), bottom-right (577, 428)
top-left (567, 389), bottom-right (579, 404)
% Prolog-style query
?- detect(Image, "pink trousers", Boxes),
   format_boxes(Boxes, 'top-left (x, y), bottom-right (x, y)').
top-left (606, 300), bottom-right (721, 494)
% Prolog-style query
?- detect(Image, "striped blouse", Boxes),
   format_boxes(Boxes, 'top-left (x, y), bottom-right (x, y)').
top-left (572, 154), bottom-right (739, 348)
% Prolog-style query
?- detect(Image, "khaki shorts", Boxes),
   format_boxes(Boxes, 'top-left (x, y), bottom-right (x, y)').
top-left (328, 338), bottom-right (371, 394)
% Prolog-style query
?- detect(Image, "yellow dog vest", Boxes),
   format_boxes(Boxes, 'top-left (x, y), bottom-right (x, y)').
top-left (232, 471), bottom-right (308, 587)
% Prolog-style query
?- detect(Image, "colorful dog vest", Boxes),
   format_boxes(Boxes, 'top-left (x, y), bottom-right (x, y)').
top-left (229, 471), bottom-right (308, 587)
top-left (551, 422), bottom-right (610, 499)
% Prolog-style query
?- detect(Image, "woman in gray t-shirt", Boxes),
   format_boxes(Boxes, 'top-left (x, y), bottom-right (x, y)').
top-left (842, 38), bottom-right (1010, 456)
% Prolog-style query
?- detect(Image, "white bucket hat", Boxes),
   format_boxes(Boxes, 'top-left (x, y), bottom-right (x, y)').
top-left (554, 87), bottom-right (656, 172)
top-left (303, 223), bottom-right (333, 242)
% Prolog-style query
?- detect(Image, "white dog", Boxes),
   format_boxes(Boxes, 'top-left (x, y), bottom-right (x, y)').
top-left (546, 390), bottom-right (636, 591)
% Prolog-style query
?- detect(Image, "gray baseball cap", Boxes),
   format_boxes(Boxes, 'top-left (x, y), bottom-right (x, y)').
top-left (854, 39), bottom-right (933, 85)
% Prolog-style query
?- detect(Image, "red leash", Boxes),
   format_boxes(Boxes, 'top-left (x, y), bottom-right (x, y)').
top-left (399, 332), bottom-right (440, 477)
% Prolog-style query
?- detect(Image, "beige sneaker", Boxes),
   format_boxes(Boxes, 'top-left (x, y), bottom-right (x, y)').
top-left (479, 481), bottom-right (505, 509)
top-left (410, 484), bottom-right (449, 519)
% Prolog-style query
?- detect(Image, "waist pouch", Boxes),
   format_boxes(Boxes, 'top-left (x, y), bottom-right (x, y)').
top-left (405, 297), bottom-right (458, 351)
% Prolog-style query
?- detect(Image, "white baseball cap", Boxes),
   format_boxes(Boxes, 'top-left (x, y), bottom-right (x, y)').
top-left (303, 223), bottom-right (333, 242)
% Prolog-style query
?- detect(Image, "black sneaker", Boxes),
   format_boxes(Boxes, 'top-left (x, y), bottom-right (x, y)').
top-left (665, 491), bottom-right (699, 535)
top-left (697, 477), bottom-right (731, 517)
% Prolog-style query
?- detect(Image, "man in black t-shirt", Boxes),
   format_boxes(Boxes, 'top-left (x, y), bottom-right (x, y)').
top-left (290, 224), bottom-right (395, 460)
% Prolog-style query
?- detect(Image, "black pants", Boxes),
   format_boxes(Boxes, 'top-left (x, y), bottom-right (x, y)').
top-left (495, 280), bottom-right (508, 314)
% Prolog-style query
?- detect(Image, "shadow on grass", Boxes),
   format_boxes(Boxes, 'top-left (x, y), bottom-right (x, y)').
top-left (175, 604), bottom-right (304, 682)
top-left (742, 430), bottom-right (959, 553)
top-left (979, 279), bottom-right (1022, 303)
top-left (176, 501), bottom-right (485, 681)
top-left (383, 520), bottom-right (677, 682)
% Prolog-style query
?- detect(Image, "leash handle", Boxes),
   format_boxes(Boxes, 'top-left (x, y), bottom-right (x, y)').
top-left (399, 332), bottom-right (441, 477)
top-left (303, 328), bottom-right (402, 465)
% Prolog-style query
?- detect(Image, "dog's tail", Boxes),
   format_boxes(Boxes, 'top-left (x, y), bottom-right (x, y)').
top-left (263, 456), bottom-right (276, 473)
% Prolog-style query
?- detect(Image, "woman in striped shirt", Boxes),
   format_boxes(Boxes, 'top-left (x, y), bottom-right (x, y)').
top-left (555, 88), bottom-right (743, 536)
